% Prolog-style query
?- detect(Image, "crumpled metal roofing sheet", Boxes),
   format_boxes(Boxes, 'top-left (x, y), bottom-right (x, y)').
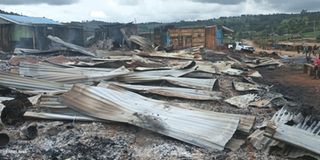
top-left (98, 82), bottom-right (222, 100)
top-left (0, 71), bottom-right (70, 91)
top-left (61, 84), bottom-right (239, 150)
top-left (19, 62), bottom-right (131, 83)
top-left (120, 76), bottom-right (217, 90)
top-left (266, 108), bottom-right (320, 155)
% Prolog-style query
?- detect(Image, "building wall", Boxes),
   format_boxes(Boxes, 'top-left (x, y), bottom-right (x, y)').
top-left (0, 18), bottom-right (11, 24)
top-left (205, 26), bottom-right (216, 49)
top-left (0, 24), bottom-right (13, 52)
top-left (168, 27), bottom-right (206, 49)
top-left (12, 25), bottom-right (33, 41)
top-left (168, 26), bottom-right (219, 50)
top-left (53, 26), bottom-right (84, 46)
top-left (95, 23), bottom-right (138, 46)
top-left (12, 25), bottom-right (35, 49)
top-left (0, 23), bottom-right (86, 52)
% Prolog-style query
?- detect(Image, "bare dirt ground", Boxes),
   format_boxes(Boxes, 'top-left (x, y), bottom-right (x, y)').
top-left (243, 39), bottom-right (305, 57)
top-left (256, 65), bottom-right (320, 113)
top-left (242, 39), bottom-right (320, 111)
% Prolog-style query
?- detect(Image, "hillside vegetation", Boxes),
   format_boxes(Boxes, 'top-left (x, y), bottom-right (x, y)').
top-left (139, 10), bottom-right (320, 43)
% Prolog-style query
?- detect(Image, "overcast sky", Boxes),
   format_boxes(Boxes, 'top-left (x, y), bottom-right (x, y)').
top-left (0, 0), bottom-right (319, 23)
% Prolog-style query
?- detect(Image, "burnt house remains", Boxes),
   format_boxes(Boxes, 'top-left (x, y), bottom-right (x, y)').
top-left (94, 23), bottom-right (138, 48)
top-left (0, 13), bottom-right (84, 52)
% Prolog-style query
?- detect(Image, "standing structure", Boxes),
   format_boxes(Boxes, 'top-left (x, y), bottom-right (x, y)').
top-left (0, 13), bottom-right (84, 52)
top-left (154, 25), bottom-right (233, 50)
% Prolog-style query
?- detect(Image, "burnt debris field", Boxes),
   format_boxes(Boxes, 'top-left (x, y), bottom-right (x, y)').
top-left (0, 35), bottom-right (319, 159)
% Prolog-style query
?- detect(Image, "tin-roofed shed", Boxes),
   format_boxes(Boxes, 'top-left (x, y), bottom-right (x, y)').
top-left (0, 13), bottom-right (84, 52)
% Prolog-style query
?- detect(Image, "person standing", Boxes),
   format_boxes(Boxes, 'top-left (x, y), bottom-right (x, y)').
top-left (303, 45), bottom-right (309, 62)
top-left (314, 54), bottom-right (320, 79)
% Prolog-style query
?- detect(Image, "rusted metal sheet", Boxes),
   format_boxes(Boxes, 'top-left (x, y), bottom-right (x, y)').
top-left (173, 104), bottom-right (255, 133)
top-left (24, 111), bottom-right (102, 122)
top-left (19, 62), bottom-right (131, 83)
top-left (120, 76), bottom-right (217, 91)
top-left (47, 35), bottom-right (95, 57)
top-left (246, 57), bottom-right (283, 68)
top-left (138, 51), bottom-right (201, 60)
top-left (225, 94), bottom-right (258, 108)
top-left (123, 65), bottom-right (196, 77)
top-left (133, 60), bottom-right (195, 71)
top-left (61, 84), bottom-right (240, 150)
top-left (265, 123), bottom-right (320, 155)
top-left (249, 107), bottom-right (320, 156)
top-left (233, 81), bottom-right (261, 91)
top-left (209, 61), bottom-right (244, 76)
top-left (128, 35), bottom-right (154, 52)
top-left (24, 94), bottom-right (104, 122)
top-left (249, 92), bottom-right (284, 108)
top-left (0, 103), bottom-right (5, 125)
top-left (0, 97), bottom-right (14, 102)
top-left (0, 71), bottom-right (70, 91)
top-left (265, 108), bottom-right (320, 155)
top-left (98, 82), bottom-right (223, 100)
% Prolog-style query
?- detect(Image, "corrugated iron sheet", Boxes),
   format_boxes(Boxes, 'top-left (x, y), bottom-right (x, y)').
top-left (48, 35), bottom-right (95, 57)
top-left (120, 76), bottom-right (217, 90)
top-left (265, 108), bottom-right (320, 154)
top-left (24, 111), bottom-right (103, 122)
top-left (233, 81), bottom-right (261, 91)
top-left (0, 71), bottom-right (70, 91)
top-left (98, 82), bottom-right (222, 100)
top-left (61, 84), bottom-right (240, 150)
top-left (225, 94), bottom-right (258, 108)
top-left (19, 62), bottom-right (131, 83)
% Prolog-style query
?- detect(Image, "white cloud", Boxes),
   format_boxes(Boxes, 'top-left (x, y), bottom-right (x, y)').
top-left (0, 0), bottom-right (318, 23)
top-left (90, 10), bottom-right (107, 18)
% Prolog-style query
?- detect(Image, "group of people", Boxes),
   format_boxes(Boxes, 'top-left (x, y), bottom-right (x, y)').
top-left (297, 44), bottom-right (320, 79)
top-left (297, 45), bottom-right (320, 62)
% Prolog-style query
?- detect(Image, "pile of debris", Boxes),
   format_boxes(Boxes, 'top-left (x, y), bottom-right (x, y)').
top-left (0, 37), bottom-right (318, 159)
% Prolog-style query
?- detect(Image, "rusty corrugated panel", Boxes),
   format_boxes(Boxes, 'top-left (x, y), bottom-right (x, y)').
top-left (249, 107), bottom-right (320, 156)
top-left (19, 62), bottom-right (131, 83)
top-left (47, 35), bottom-right (95, 57)
top-left (265, 108), bottom-right (320, 155)
top-left (24, 111), bottom-right (103, 122)
top-left (233, 81), bottom-right (261, 91)
top-left (61, 84), bottom-right (240, 150)
top-left (120, 76), bottom-right (217, 91)
top-left (0, 71), bottom-right (70, 91)
top-left (24, 94), bottom-right (104, 122)
top-left (225, 94), bottom-right (258, 108)
top-left (120, 65), bottom-right (196, 78)
top-left (98, 82), bottom-right (222, 100)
